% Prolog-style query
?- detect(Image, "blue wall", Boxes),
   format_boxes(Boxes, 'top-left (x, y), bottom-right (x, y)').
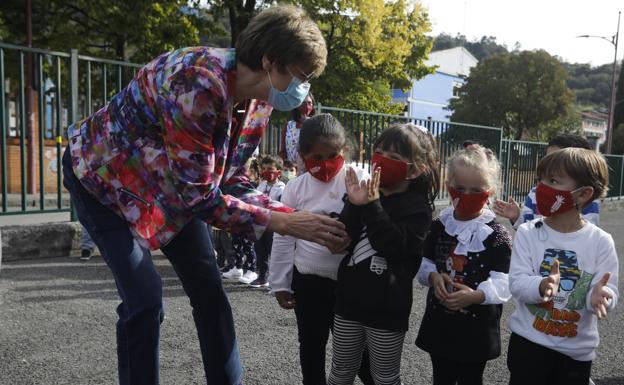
top-left (394, 72), bottom-right (465, 122)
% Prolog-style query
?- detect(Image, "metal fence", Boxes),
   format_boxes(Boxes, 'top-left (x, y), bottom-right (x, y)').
top-left (1, 42), bottom-right (623, 217)
top-left (0, 42), bottom-right (141, 216)
top-left (261, 106), bottom-right (624, 205)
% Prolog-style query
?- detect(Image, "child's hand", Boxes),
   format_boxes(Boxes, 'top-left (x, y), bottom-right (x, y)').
top-left (275, 291), bottom-right (296, 310)
top-left (429, 272), bottom-right (450, 301)
top-left (590, 272), bottom-right (613, 319)
top-left (345, 167), bottom-right (380, 205)
top-left (443, 282), bottom-right (485, 310)
top-left (539, 259), bottom-right (560, 302)
top-left (492, 196), bottom-right (520, 222)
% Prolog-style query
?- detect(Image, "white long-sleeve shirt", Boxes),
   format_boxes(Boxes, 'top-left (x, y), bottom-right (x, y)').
top-left (509, 219), bottom-right (619, 361)
top-left (269, 166), bottom-right (367, 293)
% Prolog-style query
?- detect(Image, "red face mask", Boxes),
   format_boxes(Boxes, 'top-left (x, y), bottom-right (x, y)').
top-left (305, 155), bottom-right (344, 182)
top-left (298, 104), bottom-right (314, 118)
top-left (448, 186), bottom-right (489, 217)
top-left (372, 153), bottom-right (409, 188)
top-left (261, 170), bottom-right (281, 184)
top-left (535, 183), bottom-right (583, 216)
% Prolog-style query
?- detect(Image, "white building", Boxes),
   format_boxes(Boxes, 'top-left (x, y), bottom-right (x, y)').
top-left (580, 111), bottom-right (607, 151)
top-left (392, 47), bottom-right (479, 122)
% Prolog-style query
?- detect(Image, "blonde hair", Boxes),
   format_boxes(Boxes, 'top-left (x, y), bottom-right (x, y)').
top-left (446, 144), bottom-right (501, 192)
top-left (236, 5), bottom-right (327, 77)
top-left (536, 147), bottom-right (609, 201)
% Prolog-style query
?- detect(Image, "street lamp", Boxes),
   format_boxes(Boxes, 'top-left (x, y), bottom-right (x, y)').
top-left (577, 10), bottom-right (621, 154)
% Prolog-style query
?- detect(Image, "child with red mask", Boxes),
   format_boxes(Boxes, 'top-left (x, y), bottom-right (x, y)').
top-left (279, 93), bottom-right (315, 170)
top-left (249, 155), bottom-right (286, 288)
top-left (507, 148), bottom-right (618, 385)
top-left (270, 113), bottom-right (376, 385)
top-left (414, 144), bottom-right (513, 385)
top-left (328, 124), bottom-right (440, 385)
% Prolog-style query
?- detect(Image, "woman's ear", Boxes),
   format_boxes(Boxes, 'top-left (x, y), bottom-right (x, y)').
top-left (261, 55), bottom-right (272, 72)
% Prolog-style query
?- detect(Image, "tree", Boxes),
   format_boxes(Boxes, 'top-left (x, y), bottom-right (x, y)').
top-left (0, 0), bottom-right (223, 62)
top-left (613, 58), bottom-right (624, 139)
top-left (613, 123), bottom-right (624, 155)
top-left (299, 0), bottom-right (433, 113)
top-left (433, 33), bottom-right (511, 61)
top-left (449, 50), bottom-right (575, 140)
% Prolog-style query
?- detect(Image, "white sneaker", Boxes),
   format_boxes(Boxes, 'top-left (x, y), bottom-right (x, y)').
top-left (238, 271), bottom-right (258, 284)
top-left (222, 267), bottom-right (243, 280)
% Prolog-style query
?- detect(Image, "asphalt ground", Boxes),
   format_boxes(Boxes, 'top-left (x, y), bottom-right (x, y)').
top-left (0, 211), bottom-right (623, 385)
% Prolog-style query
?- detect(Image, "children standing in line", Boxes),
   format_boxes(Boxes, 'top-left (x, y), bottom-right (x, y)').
top-left (327, 124), bottom-right (440, 385)
top-left (270, 114), bottom-right (375, 385)
top-left (493, 133), bottom-right (600, 228)
top-left (507, 148), bottom-right (618, 385)
top-left (415, 144), bottom-right (513, 385)
top-left (250, 155), bottom-right (287, 288)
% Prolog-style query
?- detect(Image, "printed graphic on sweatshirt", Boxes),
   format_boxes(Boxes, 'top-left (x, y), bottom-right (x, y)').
top-left (348, 227), bottom-right (388, 275)
top-left (527, 248), bottom-right (594, 338)
top-left (435, 240), bottom-right (469, 293)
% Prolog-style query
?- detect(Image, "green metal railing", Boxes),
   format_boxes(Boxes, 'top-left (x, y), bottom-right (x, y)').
top-left (261, 106), bottom-right (624, 205)
top-left (0, 42), bottom-right (141, 216)
top-left (2, 42), bottom-right (623, 218)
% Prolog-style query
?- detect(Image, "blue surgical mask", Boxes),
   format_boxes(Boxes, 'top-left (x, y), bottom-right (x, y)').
top-left (267, 69), bottom-right (311, 111)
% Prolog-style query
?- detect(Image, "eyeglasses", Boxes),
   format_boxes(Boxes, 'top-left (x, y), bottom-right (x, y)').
top-left (288, 66), bottom-right (314, 83)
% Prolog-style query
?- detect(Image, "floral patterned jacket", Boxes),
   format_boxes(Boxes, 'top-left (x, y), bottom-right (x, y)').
top-left (67, 47), bottom-right (291, 250)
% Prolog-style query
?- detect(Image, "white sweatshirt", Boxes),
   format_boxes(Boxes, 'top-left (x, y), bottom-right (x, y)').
top-left (269, 166), bottom-right (368, 293)
top-left (257, 180), bottom-right (286, 202)
top-left (508, 219), bottom-right (619, 361)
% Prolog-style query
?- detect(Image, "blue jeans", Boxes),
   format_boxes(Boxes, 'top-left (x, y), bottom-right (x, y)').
top-left (62, 148), bottom-right (242, 385)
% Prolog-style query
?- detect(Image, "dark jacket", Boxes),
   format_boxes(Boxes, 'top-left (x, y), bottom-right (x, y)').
top-left (334, 187), bottom-right (432, 331)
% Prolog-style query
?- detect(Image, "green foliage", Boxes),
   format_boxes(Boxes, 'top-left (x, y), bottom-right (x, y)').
top-left (449, 50), bottom-right (575, 140)
top-left (564, 62), bottom-right (619, 108)
top-left (297, 0), bottom-right (433, 113)
top-left (0, 0), bottom-right (223, 62)
top-left (613, 123), bottom-right (624, 155)
top-left (613, 59), bottom-right (624, 153)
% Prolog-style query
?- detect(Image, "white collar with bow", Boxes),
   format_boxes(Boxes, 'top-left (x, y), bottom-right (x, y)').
top-left (438, 207), bottom-right (495, 256)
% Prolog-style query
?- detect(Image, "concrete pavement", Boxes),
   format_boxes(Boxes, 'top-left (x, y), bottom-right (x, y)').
top-left (0, 210), bottom-right (623, 384)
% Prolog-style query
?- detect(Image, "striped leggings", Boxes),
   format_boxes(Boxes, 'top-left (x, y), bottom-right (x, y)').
top-left (328, 315), bottom-right (405, 385)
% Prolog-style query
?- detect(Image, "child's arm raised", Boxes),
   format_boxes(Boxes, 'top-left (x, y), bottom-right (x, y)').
top-left (509, 226), bottom-right (549, 304)
top-left (587, 233), bottom-right (619, 318)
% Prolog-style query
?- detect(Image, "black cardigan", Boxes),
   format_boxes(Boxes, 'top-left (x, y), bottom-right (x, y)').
top-left (415, 218), bottom-right (512, 362)
top-left (334, 188), bottom-right (432, 331)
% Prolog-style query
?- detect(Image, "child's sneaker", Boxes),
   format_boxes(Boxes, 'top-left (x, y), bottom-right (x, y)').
top-left (222, 267), bottom-right (243, 280)
top-left (80, 249), bottom-right (92, 261)
top-left (249, 277), bottom-right (269, 288)
top-left (238, 271), bottom-right (258, 284)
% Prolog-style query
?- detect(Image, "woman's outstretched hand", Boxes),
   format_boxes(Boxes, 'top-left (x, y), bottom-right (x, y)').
top-left (268, 211), bottom-right (349, 250)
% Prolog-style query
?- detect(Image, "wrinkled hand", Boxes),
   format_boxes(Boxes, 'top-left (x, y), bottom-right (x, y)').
top-left (270, 211), bottom-right (348, 249)
top-left (492, 196), bottom-right (521, 222)
top-left (443, 282), bottom-right (483, 311)
top-left (539, 260), bottom-right (560, 302)
top-left (327, 234), bottom-right (351, 254)
top-left (590, 272), bottom-right (613, 319)
top-left (429, 272), bottom-right (451, 301)
top-left (275, 291), bottom-right (296, 310)
top-left (345, 166), bottom-right (380, 206)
